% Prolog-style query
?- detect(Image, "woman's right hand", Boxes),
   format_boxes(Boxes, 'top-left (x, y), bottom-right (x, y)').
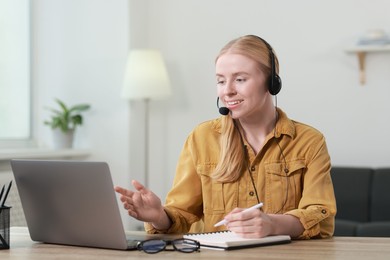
top-left (114, 180), bottom-right (166, 225)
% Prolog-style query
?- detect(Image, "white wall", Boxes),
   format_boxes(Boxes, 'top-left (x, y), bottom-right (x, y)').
top-left (141, 0), bottom-right (390, 189)
top-left (32, 0), bottom-right (390, 229)
top-left (32, 0), bottom-right (134, 227)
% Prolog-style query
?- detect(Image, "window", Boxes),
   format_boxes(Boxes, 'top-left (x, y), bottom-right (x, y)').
top-left (0, 0), bottom-right (31, 147)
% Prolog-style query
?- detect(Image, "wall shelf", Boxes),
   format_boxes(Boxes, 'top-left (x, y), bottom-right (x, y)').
top-left (0, 148), bottom-right (91, 171)
top-left (0, 148), bottom-right (91, 161)
top-left (345, 44), bottom-right (390, 85)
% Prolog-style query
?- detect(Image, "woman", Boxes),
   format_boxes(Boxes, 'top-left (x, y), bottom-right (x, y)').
top-left (115, 35), bottom-right (336, 239)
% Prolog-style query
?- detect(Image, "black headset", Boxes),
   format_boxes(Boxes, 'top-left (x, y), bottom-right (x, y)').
top-left (250, 35), bottom-right (282, 96)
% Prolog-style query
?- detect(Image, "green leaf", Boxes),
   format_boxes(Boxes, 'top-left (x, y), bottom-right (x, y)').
top-left (43, 98), bottom-right (91, 132)
top-left (69, 104), bottom-right (90, 113)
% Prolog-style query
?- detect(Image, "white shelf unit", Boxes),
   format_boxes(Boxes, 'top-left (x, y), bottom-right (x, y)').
top-left (345, 44), bottom-right (390, 85)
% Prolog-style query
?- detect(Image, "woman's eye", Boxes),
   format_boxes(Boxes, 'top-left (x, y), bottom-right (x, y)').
top-left (236, 78), bottom-right (246, 83)
top-left (217, 80), bottom-right (225, 85)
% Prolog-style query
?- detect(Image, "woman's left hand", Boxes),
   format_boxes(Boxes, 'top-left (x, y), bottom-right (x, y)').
top-left (224, 208), bottom-right (274, 238)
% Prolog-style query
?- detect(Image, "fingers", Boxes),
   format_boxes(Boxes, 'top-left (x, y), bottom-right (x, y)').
top-left (114, 180), bottom-right (148, 220)
top-left (131, 179), bottom-right (147, 192)
top-left (228, 207), bottom-right (245, 215)
top-left (225, 207), bottom-right (260, 222)
top-left (225, 209), bottom-right (269, 238)
top-left (114, 179), bottom-right (146, 197)
top-left (123, 201), bottom-right (139, 219)
top-left (114, 180), bottom-right (161, 222)
top-left (224, 208), bottom-right (261, 227)
top-left (228, 220), bottom-right (268, 238)
top-left (114, 185), bottom-right (134, 197)
top-left (114, 183), bottom-right (137, 212)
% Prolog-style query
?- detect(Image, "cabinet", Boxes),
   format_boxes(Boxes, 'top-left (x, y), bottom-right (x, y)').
top-left (345, 45), bottom-right (390, 84)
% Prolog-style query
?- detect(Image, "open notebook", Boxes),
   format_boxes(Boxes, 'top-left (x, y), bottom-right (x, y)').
top-left (184, 231), bottom-right (291, 250)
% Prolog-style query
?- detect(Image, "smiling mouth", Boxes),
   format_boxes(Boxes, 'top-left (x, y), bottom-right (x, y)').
top-left (226, 100), bottom-right (242, 106)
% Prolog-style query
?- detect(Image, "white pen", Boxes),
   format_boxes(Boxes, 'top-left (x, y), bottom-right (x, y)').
top-left (214, 202), bottom-right (264, 227)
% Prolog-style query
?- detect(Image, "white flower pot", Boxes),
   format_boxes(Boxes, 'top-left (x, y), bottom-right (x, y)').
top-left (52, 129), bottom-right (75, 149)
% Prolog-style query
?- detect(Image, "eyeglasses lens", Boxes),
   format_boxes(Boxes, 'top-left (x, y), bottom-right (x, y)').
top-left (139, 240), bottom-right (166, 254)
top-left (173, 239), bottom-right (200, 253)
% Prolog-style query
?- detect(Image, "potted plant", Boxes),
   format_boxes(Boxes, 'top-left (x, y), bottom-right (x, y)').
top-left (44, 98), bottom-right (91, 149)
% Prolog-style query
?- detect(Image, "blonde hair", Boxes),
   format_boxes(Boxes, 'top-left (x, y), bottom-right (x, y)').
top-left (212, 35), bottom-right (280, 182)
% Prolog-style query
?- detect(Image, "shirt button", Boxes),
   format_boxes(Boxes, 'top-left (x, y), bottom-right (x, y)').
top-left (321, 209), bottom-right (327, 214)
top-left (251, 166), bottom-right (256, 171)
top-left (249, 191), bottom-right (255, 196)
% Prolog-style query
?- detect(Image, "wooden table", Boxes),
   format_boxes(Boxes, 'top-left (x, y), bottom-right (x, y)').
top-left (1, 227), bottom-right (390, 259)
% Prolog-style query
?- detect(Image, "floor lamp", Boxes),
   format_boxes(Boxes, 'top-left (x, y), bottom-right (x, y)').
top-left (121, 49), bottom-right (171, 188)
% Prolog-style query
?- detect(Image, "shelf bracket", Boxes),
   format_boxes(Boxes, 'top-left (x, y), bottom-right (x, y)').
top-left (346, 44), bottom-right (390, 85)
top-left (357, 51), bottom-right (366, 85)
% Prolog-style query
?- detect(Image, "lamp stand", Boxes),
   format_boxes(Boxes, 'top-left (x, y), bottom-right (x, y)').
top-left (143, 98), bottom-right (150, 188)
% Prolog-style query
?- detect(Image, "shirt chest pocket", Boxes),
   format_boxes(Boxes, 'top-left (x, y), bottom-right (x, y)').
top-left (197, 164), bottom-right (226, 214)
top-left (264, 160), bottom-right (305, 213)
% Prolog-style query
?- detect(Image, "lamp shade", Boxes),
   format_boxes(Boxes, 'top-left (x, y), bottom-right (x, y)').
top-left (121, 49), bottom-right (171, 100)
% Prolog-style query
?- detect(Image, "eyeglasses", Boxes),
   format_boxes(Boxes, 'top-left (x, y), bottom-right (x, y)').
top-left (137, 238), bottom-right (200, 254)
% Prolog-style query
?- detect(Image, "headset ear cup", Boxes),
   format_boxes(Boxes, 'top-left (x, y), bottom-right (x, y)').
top-left (250, 35), bottom-right (282, 95)
top-left (269, 74), bottom-right (282, 95)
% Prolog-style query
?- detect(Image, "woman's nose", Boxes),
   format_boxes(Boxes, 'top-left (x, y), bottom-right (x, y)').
top-left (224, 81), bottom-right (236, 95)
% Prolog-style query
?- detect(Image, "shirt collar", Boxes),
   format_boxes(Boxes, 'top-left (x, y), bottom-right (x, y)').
top-left (274, 107), bottom-right (296, 139)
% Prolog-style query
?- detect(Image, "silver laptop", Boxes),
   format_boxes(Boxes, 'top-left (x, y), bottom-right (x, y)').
top-left (10, 159), bottom-right (157, 250)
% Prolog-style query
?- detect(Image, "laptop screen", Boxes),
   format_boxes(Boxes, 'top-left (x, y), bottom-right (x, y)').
top-left (11, 159), bottom-right (131, 250)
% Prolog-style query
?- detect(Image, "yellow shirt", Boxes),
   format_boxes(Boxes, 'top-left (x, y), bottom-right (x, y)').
top-left (145, 108), bottom-right (336, 239)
